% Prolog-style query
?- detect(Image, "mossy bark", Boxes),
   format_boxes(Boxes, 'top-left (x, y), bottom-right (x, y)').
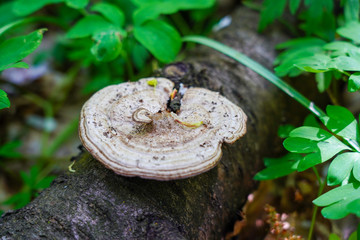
top-left (0, 7), bottom-right (321, 239)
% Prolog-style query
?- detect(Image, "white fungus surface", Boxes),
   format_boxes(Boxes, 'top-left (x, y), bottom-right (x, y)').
top-left (79, 77), bottom-right (247, 180)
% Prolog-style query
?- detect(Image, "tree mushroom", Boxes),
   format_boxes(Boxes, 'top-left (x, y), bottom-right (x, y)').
top-left (79, 77), bottom-right (247, 180)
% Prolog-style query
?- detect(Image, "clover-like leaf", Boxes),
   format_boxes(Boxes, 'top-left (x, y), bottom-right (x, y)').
top-left (337, 21), bottom-right (360, 43)
top-left (303, 114), bottom-right (321, 128)
top-left (327, 152), bottom-right (360, 186)
top-left (254, 153), bottom-right (302, 180)
top-left (328, 56), bottom-right (360, 71)
top-left (323, 41), bottom-right (360, 56)
top-left (66, 15), bottom-right (119, 39)
top-left (277, 124), bottom-right (295, 138)
top-left (313, 182), bottom-right (360, 219)
top-left (284, 126), bottom-right (350, 171)
top-left (349, 72), bottom-right (360, 92)
top-left (344, 0), bottom-right (359, 23)
top-left (294, 54), bottom-right (332, 73)
top-left (324, 105), bottom-right (359, 142)
top-left (347, 198), bottom-right (360, 217)
top-left (91, 30), bottom-right (122, 62)
top-left (91, 2), bottom-right (125, 27)
top-left (134, 19), bottom-right (181, 63)
top-left (274, 42), bottom-right (326, 77)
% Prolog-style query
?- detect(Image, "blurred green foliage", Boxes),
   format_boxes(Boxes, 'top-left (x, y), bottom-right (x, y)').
top-left (0, 0), bottom-right (217, 213)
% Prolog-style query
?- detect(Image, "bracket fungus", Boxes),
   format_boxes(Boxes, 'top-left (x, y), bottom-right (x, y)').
top-left (79, 77), bottom-right (247, 180)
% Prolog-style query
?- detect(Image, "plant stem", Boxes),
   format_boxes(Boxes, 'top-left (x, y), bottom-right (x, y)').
top-left (23, 93), bottom-right (54, 162)
top-left (326, 88), bottom-right (339, 105)
top-left (43, 118), bottom-right (79, 158)
top-left (308, 167), bottom-right (325, 240)
top-left (120, 39), bottom-right (135, 81)
top-left (182, 36), bottom-right (327, 119)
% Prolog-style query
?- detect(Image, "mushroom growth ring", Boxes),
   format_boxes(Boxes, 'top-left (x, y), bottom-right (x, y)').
top-left (79, 77), bottom-right (247, 180)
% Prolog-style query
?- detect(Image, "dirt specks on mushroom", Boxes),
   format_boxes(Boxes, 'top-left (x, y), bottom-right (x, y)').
top-left (79, 77), bottom-right (247, 180)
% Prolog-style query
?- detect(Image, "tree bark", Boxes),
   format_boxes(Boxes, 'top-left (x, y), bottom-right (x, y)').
top-left (0, 7), bottom-right (319, 239)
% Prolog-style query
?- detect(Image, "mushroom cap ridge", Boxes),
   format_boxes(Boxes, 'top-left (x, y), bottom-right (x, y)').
top-left (79, 77), bottom-right (247, 180)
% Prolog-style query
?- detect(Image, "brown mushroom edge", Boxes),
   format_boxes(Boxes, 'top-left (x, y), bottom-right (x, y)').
top-left (79, 77), bottom-right (247, 180)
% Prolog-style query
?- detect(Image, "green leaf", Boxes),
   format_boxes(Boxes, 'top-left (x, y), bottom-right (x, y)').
top-left (313, 183), bottom-right (360, 219)
top-left (300, 0), bottom-right (335, 40)
top-left (132, 0), bottom-right (215, 25)
top-left (298, 152), bottom-right (322, 171)
top-left (323, 41), bottom-right (360, 55)
top-left (134, 20), bottom-right (181, 63)
top-left (344, 0), bottom-right (359, 23)
top-left (276, 37), bottom-right (326, 50)
top-left (274, 39), bottom-right (326, 77)
top-left (349, 72), bottom-right (360, 92)
top-left (288, 126), bottom-right (332, 140)
top-left (0, 140), bottom-right (22, 158)
top-left (130, 41), bottom-right (150, 70)
top-left (0, 29), bottom-right (46, 71)
top-left (91, 2), bottom-right (125, 27)
top-left (13, 0), bottom-right (63, 16)
top-left (2, 61), bottom-right (29, 70)
top-left (285, 126), bottom-right (350, 171)
top-left (254, 153), bottom-right (302, 180)
top-left (303, 114), bottom-right (321, 128)
top-left (66, 15), bottom-right (118, 39)
top-left (35, 175), bottom-right (56, 189)
top-left (258, 0), bottom-right (287, 32)
top-left (329, 233), bottom-right (341, 240)
top-left (314, 182), bottom-right (357, 206)
top-left (328, 56), bottom-right (360, 71)
top-left (353, 157), bottom-right (360, 182)
top-left (20, 166), bottom-right (55, 189)
top-left (91, 30), bottom-right (122, 62)
top-left (283, 137), bottom-right (318, 153)
top-left (0, 89), bottom-right (10, 109)
top-left (324, 105), bottom-right (359, 142)
top-left (327, 152), bottom-right (360, 186)
top-left (278, 124), bottom-right (295, 138)
top-left (348, 229), bottom-right (358, 240)
top-left (337, 21), bottom-right (360, 43)
top-left (3, 192), bottom-right (31, 209)
top-left (347, 199), bottom-right (360, 217)
top-left (65, 0), bottom-right (88, 9)
top-left (0, 2), bottom-right (20, 28)
top-left (289, 0), bottom-right (301, 14)
top-left (293, 54), bottom-right (332, 73)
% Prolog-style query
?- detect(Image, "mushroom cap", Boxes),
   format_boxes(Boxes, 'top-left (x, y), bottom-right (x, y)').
top-left (79, 77), bottom-right (247, 180)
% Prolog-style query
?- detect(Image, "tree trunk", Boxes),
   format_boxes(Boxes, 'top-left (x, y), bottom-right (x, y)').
top-left (0, 7), bottom-right (319, 239)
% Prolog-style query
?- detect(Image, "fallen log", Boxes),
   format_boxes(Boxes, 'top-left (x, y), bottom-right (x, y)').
top-left (0, 7), bottom-right (320, 239)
